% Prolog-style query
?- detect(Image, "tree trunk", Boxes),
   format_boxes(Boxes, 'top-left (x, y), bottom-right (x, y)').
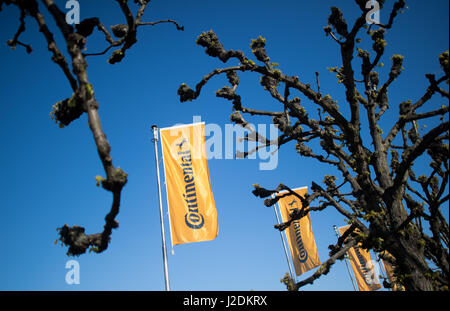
top-left (388, 232), bottom-right (435, 290)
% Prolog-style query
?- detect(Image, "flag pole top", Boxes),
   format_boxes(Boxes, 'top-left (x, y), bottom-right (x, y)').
top-left (151, 125), bottom-right (159, 142)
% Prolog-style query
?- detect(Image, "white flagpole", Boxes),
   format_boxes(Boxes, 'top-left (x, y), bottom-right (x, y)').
top-left (151, 125), bottom-right (170, 291)
top-left (333, 225), bottom-right (357, 291)
top-left (272, 194), bottom-right (295, 282)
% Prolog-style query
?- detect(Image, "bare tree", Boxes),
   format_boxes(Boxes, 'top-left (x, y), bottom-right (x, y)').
top-left (1, 0), bottom-right (183, 256)
top-left (177, 0), bottom-right (449, 290)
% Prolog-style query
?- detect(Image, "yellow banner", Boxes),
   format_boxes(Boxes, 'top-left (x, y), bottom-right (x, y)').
top-left (338, 225), bottom-right (381, 291)
top-left (277, 187), bottom-right (320, 276)
top-left (381, 252), bottom-right (405, 291)
top-left (160, 122), bottom-right (218, 245)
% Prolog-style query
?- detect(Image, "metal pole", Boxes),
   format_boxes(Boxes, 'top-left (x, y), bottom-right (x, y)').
top-left (333, 225), bottom-right (357, 291)
top-left (151, 125), bottom-right (170, 291)
top-left (377, 257), bottom-right (392, 291)
top-left (272, 195), bottom-right (295, 282)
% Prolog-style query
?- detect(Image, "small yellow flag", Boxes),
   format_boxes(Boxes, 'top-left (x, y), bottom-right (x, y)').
top-left (160, 122), bottom-right (218, 246)
top-left (381, 252), bottom-right (405, 291)
top-left (277, 187), bottom-right (321, 276)
top-left (339, 225), bottom-right (381, 291)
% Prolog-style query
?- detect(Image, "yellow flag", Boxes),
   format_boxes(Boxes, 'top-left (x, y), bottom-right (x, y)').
top-left (277, 187), bottom-right (320, 276)
top-left (338, 225), bottom-right (381, 291)
top-left (160, 122), bottom-right (218, 246)
top-left (381, 252), bottom-right (405, 291)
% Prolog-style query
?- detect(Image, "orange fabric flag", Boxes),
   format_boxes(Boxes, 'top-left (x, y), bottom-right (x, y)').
top-left (277, 187), bottom-right (321, 276)
top-left (160, 122), bottom-right (218, 245)
top-left (381, 252), bottom-right (405, 291)
top-left (339, 225), bottom-right (381, 291)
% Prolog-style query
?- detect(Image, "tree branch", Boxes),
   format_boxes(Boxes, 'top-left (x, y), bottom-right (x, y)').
top-left (295, 238), bottom-right (357, 290)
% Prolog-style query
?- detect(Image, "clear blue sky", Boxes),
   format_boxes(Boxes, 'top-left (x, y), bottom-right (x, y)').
top-left (0, 0), bottom-right (448, 291)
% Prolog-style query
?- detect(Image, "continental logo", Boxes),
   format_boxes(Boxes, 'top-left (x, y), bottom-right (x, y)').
top-left (354, 246), bottom-right (373, 284)
top-left (289, 199), bottom-right (308, 263)
top-left (176, 138), bottom-right (205, 230)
